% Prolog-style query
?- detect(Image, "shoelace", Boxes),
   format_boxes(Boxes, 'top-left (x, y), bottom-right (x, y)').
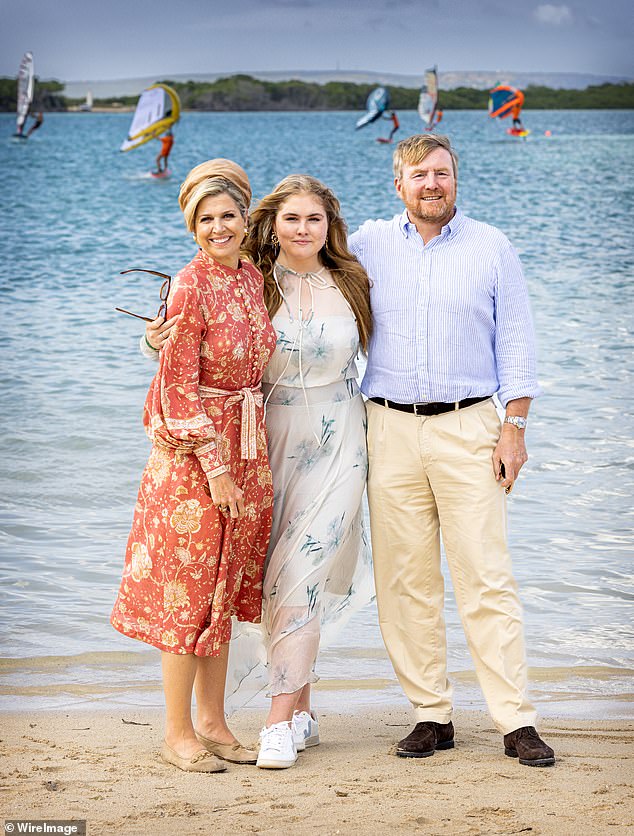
top-left (261, 725), bottom-right (289, 752)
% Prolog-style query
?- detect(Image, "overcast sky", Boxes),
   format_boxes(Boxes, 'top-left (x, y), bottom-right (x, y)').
top-left (1, 0), bottom-right (632, 81)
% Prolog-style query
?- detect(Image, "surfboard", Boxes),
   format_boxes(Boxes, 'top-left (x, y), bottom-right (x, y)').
top-left (150, 169), bottom-right (172, 179)
top-left (506, 128), bottom-right (531, 138)
top-left (376, 137), bottom-right (393, 144)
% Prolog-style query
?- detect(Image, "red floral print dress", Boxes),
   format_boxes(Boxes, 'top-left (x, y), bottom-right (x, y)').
top-left (111, 250), bottom-right (277, 656)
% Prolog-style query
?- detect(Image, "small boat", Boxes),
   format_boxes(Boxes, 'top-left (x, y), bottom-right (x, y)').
top-left (79, 90), bottom-right (93, 112)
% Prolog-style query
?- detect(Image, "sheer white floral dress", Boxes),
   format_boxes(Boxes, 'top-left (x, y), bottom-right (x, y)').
top-left (255, 262), bottom-right (374, 700)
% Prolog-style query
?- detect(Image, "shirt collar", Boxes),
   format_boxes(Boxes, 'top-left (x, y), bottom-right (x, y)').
top-left (398, 206), bottom-right (463, 239)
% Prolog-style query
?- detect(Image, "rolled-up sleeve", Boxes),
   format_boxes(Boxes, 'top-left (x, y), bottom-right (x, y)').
top-left (493, 243), bottom-right (542, 406)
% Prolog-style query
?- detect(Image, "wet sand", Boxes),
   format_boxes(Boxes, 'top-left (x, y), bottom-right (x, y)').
top-left (2, 707), bottom-right (633, 835)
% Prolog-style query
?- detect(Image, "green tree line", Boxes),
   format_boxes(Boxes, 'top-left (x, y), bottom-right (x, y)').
top-left (1, 74), bottom-right (633, 112)
top-left (0, 77), bottom-right (65, 111)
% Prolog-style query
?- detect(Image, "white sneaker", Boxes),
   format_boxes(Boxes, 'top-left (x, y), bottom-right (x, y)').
top-left (292, 711), bottom-right (320, 752)
top-left (256, 722), bottom-right (297, 769)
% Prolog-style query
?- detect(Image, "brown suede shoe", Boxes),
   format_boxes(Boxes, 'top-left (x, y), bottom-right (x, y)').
top-left (396, 721), bottom-right (455, 758)
top-left (504, 726), bottom-right (555, 767)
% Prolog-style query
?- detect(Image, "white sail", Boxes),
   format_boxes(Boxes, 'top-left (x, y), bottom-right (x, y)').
top-left (16, 52), bottom-right (34, 133)
top-left (418, 67), bottom-right (439, 130)
top-left (79, 90), bottom-right (93, 112)
top-left (120, 84), bottom-right (180, 152)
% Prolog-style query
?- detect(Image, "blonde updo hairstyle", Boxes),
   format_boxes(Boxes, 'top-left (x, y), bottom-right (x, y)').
top-left (178, 158), bottom-right (252, 233)
top-left (243, 174), bottom-right (372, 352)
top-left (180, 179), bottom-right (248, 233)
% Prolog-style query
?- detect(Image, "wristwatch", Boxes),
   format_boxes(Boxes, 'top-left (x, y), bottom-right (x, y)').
top-left (504, 415), bottom-right (528, 430)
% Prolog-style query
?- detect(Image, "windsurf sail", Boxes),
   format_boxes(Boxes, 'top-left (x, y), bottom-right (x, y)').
top-left (120, 84), bottom-right (181, 152)
top-left (16, 52), bottom-right (34, 135)
top-left (356, 86), bottom-right (390, 130)
top-left (418, 66), bottom-right (439, 131)
top-left (488, 85), bottom-right (524, 120)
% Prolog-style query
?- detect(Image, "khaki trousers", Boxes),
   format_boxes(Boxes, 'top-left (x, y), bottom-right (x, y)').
top-left (366, 398), bottom-right (537, 734)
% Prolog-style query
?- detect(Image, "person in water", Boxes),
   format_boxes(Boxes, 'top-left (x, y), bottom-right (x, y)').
top-left (26, 112), bottom-right (43, 137)
top-left (387, 111), bottom-right (400, 142)
top-left (156, 129), bottom-right (174, 172)
top-left (511, 103), bottom-right (524, 131)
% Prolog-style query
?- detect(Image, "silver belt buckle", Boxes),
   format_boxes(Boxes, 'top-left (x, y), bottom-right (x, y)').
top-left (413, 402), bottom-right (423, 416)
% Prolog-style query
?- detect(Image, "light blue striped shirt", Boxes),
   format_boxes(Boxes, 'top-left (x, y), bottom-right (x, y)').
top-left (348, 208), bottom-right (541, 407)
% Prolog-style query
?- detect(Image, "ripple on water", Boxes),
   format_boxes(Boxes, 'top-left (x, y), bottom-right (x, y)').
top-left (1, 110), bottom-right (633, 714)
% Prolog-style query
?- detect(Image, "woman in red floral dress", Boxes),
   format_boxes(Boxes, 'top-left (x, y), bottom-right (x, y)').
top-left (111, 160), bottom-right (277, 773)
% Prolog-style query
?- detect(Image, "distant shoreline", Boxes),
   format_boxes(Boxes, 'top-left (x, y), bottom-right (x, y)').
top-left (31, 105), bottom-right (634, 115)
top-left (66, 105), bottom-right (134, 113)
top-left (2, 75), bottom-right (633, 113)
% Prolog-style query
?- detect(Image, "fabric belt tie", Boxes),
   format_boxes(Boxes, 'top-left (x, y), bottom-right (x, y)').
top-left (369, 395), bottom-right (491, 416)
top-left (199, 384), bottom-right (263, 459)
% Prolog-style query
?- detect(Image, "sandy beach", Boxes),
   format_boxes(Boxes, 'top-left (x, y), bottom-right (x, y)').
top-left (2, 707), bottom-right (632, 835)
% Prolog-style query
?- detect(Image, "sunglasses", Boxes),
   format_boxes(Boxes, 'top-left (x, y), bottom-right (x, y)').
top-left (115, 268), bottom-right (172, 322)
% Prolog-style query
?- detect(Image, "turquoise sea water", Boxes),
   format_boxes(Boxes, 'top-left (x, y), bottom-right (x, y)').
top-left (0, 109), bottom-right (633, 716)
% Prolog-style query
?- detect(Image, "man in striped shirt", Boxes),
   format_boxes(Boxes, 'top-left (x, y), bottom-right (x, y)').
top-left (348, 134), bottom-right (555, 767)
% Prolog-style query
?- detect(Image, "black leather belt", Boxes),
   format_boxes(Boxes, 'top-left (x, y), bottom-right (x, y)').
top-left (369, 395), bottom-right (491, 416)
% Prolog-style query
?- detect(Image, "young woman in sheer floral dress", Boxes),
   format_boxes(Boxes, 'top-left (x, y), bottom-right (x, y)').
top-left (243, 176), bottom-right (374, 768)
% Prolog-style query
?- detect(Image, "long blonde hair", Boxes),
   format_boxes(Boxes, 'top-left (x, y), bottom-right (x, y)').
top-left (243, 175), bottom-right (372, 351)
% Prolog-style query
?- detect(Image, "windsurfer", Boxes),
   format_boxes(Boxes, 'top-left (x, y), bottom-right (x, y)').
top-left (156, 128), bottom-right (174, 173)
top-left (511, 104), bottom-right (524, 131)
top-left (387, 111), bottom-right (400, 142)
top-left (26, 112), bottom-right (43, 137)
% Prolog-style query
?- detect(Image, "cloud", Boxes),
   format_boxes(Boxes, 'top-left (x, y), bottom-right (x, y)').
top-left (534, 4), bottom-right (573, 25)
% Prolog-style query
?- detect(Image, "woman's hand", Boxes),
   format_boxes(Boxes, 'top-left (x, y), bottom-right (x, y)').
top-left (208, 472), bottom-right (245, 520)
top-left (145, 314), bottom-right (178, 350)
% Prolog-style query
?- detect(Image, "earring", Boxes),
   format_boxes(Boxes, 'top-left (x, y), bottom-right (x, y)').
top-left (324, 233), bottom-right (329, 249)
top-left (244, 226), bottom-right (249, 235)
top-left (271, 231), bottom-right (279, 247)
